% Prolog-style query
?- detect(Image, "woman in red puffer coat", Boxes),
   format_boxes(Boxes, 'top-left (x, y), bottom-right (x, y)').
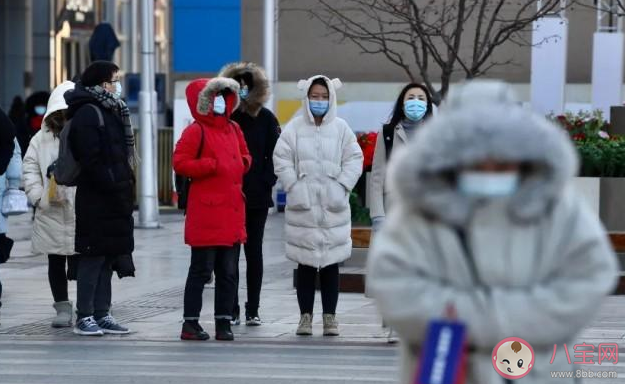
top-left (173, 77), bottom-right (251, 342)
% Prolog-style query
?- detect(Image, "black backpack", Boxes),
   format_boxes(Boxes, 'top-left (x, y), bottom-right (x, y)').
top-left (175, 125), bottom-right (204, 212)
top-left (54, 104), bottom-right (104, 186)
top-left (382, 124), bottom-right (395, 161)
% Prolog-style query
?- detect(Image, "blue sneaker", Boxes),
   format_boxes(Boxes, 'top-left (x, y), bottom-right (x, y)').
top-left (73, 316), bottom-right (104, 336)
top-left (96, 315), bottom-right (131, 334)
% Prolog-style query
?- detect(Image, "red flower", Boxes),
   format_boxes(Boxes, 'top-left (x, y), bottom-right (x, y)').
top-left (357, 131), bottom-right (378, 171)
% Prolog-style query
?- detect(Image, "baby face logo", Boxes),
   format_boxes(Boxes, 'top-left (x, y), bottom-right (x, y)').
top-left (492, 337), bottom-right (535, 379)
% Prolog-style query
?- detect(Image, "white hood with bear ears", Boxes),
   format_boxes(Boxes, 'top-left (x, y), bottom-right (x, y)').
top-left (388, 80), bottom-right (580, 226)
top-left (297, 75), bottom-right (342, 125)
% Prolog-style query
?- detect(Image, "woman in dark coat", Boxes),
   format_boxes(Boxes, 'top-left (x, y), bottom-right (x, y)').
top-left (219, 62), bottom-right (280, 326)
top-left (65, 60), bottom-right (136, 336)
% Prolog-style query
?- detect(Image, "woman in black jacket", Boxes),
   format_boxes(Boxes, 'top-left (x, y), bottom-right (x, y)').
top-left (65, 60), bottom-right (136, 336)
top-left (219, 62), bottom-right (280, 326)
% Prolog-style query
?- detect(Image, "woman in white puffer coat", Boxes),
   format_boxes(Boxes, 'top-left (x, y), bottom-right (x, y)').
top-left (367, 80), bottom-right (618, 384)
top-left (22, 81), bottom-right (77, 328)
top-left (273, 75), bottom-right (363, 337)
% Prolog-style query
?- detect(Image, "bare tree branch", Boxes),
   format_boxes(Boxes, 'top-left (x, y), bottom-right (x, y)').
top-left (306, 0), bottom-right (570, 99)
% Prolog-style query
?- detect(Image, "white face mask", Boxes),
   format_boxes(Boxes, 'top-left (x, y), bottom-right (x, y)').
top-left (458, 171), bottom-right (519, 197)
top-left (213, 95), bottom-right (226, 115)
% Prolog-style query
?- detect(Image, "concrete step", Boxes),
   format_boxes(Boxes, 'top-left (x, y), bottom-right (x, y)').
top-left (343, 248), bottom-right (368, 268)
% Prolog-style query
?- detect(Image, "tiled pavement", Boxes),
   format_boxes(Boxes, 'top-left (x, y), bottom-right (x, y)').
top-left (0, 211), bottom-right (624, 383)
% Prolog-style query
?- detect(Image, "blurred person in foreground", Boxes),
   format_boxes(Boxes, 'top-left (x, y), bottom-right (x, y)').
top-left (366, 80), bottom-right (618, 384)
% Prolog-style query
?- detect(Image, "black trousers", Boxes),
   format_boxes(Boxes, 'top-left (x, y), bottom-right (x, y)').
top-left (48, 254), bottom-right (77, 303)
top-left (296, 263), bottom-right (339, 315)
top-left (233, 208), bottom-right (268, 317)
top-left (183, 245), bottom-right (239, 320)
top-left (76, 256), bottom-right (113, 320)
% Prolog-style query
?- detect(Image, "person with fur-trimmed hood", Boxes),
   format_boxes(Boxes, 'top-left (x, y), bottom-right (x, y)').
top-left (366, 80), bottom-right (618, 384)
top-left (218, 62), bottom-right (280, 326)
top-left (173, 77), bottom-right (251, 341)
top-left (273, 75), bottom-right (363, 337)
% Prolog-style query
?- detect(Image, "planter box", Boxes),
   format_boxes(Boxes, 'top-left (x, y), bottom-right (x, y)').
top-left (572, 177), bottom-right (625, 232)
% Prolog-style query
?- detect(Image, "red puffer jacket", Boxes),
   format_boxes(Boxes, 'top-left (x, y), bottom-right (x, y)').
top-left (173, 78), bottom-right (251, 247)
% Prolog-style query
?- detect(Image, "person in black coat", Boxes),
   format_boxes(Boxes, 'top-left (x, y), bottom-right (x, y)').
top-left (219, 62), bottom-right (280, 325)
top-left (64, 60), bottom-right (136, 336)
top-left (11, 92), bottom-right (51, 157)
top-left (0, 107), bottom-right (16, 175)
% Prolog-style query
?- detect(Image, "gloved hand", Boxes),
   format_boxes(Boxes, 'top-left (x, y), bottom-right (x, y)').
top-left (46, 161), bottom-right (57, 179)
top-left (371, 216), bottom-right (385, 232)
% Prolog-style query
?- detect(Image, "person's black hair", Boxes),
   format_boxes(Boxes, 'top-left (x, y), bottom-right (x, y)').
top-left (8, 96), bottom-right (25, 123)
top-left (385, 83), bottom-right (433, 130)
top-left (233, 72), bottom-right (255, 92)
top-left (80, 60), bottom-right (120, 87)
top-left (308, 78), bottom-right (329, 95)
top-left (25, 91), bottom-right (51, 117)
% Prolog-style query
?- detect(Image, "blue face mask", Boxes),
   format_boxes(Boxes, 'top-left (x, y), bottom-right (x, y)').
top-left (34, 105), bottom-right (46, 115)
top-left (239, 88), bottom-right (249, 100)
top-left (310, 100), bottom-right (329, 117)
top-left (213, 95), bottom-right (226, 115)
top-left (404, 99), bottom-right (428, 121)
top-left (114, 81), bottom-right (123, 99)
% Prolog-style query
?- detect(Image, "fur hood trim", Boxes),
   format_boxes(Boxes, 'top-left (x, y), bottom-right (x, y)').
top-left (389, 81), bottom-right (579, 226)
top-left (197, 77), bottom-right (240, 116)
top-left (218, 62), bottom-right (269, 116)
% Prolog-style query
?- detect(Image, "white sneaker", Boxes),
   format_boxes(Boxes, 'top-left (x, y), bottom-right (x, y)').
top-left (323, 314), bottom-right (339, 336)
top-left (296, 313), bottom-right (313, 336)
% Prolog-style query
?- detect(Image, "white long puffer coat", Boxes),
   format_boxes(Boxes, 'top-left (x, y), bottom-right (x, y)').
top-left (367, 81), bottom-right (618, 384)
top-left (273, 75), bottom-right (363, 268)
top-left (22, 81), bottom-right (76, 256)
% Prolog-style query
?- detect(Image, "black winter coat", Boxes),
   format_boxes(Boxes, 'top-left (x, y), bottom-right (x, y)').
top-left (231, 107), bottom-right (280, 209)
top-left (65, 86), bottom-right (135, 257)
top-left (0, 107), bottom-right (16, 175)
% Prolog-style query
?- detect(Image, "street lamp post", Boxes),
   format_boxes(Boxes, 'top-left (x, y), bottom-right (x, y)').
top-left (264, 0), bottom-right (276, 113)
top-left (137, 0), bottom-right (159, 228)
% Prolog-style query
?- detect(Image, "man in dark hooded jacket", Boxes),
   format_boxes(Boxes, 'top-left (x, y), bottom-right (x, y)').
top-left (64, 60), bottom-right (135, 337)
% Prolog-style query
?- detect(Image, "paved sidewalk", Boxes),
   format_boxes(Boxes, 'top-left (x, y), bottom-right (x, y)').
top-left (0, 212), bottom-right (387, 343)
top-left (1, 211), bottom-right (625, 383)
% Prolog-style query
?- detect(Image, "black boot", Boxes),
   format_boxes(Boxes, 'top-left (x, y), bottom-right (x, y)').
top-left (215, 319), bottom-right (234, 341)
top-left (180, 320), bottom-right (210, 341)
